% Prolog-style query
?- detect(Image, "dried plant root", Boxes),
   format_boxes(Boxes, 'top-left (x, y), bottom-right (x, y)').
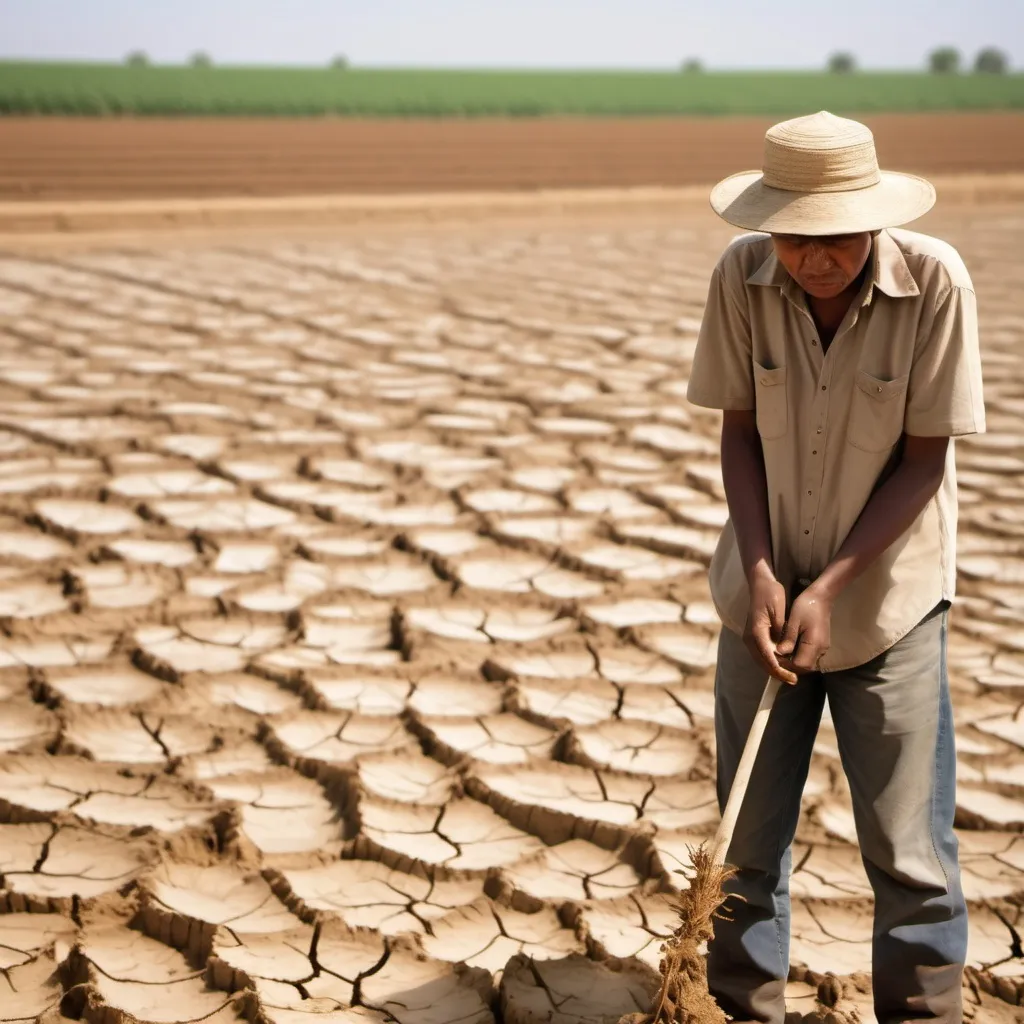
top-left (619, 842), bottom-right (737, 1024)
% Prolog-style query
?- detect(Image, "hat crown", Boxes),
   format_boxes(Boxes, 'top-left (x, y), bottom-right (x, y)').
top-left (762, 111), bottom-right (881, 194)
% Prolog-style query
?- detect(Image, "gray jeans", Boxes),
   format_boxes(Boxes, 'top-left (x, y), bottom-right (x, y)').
top-left (708, 604), bottom-right (967, 1024)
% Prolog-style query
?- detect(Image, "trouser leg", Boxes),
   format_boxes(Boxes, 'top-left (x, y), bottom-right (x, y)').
top-left (708, 626), bottom-right (826, 1024)
top-left (825, 604), bottom-right (967, 1024)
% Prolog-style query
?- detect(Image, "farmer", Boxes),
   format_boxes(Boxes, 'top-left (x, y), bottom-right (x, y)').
top-left (687, 111), bottom-right (985, 1024)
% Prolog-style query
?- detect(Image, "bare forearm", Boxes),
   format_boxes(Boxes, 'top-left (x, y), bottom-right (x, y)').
top-left (812, 440), bottom-right (947, 602)
top-left (721, 415), bottom-right (774, 582)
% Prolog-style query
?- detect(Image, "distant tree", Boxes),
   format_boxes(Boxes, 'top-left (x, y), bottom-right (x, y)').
top-left (974, 47), bottom-right (1008, 74)
top-left (189, 51), bottom-right (213, 68)
top-left (680, 58), bottom-right (703, 73)
top-left (928, 46), bottom-right (961, 74)
top-left (828, 52), bottom-right (856, 73)
top-left (331, 54), bottom-right (349, 70)
top-left (124, 51), bottom-right (149, 67)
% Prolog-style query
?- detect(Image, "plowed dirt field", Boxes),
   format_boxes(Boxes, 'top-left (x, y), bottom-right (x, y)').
top-left (2, 112), bottom-right (1024, 200)
top-left (0, 191), bottom-right (1022, 1024)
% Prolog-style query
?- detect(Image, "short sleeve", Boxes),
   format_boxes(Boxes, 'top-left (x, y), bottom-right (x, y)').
top-left (904, 284), bottom-right (986, 437)
top-left (686, 265), bottom-right (754, 410)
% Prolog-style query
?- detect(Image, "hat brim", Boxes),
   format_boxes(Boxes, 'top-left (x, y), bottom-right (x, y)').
top-left (709, 169), bottom-right (936, 235)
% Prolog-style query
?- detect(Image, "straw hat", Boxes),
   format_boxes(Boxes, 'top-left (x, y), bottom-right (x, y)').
top-left (710, 111), bottom-right (935, 235)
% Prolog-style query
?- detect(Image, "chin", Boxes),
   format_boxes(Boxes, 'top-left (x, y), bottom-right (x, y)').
top-left (801, 279), bottom-right (846, 299)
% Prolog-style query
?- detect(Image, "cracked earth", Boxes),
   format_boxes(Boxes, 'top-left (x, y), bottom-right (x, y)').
top-left (0, 200), bottom-right (1022, 1024)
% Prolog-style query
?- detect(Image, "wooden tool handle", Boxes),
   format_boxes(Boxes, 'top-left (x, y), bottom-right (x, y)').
top-left (709, 676), bottom-right (782, 867)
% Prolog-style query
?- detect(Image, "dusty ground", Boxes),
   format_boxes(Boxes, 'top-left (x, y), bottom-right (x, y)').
top-left (0, 197), bottom-right (1022, 1024)
top-left (2, 112), bottom-right (1024, 200)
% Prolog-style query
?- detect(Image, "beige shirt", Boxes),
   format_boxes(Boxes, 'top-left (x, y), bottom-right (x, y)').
top-left (687, 228), bottom-right (986, 671)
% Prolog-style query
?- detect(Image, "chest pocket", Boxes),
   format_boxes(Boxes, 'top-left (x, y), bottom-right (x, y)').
top-left (753, 362), bottom-right (788, 440)
top-left (848, 370), bottom-right (909, 453)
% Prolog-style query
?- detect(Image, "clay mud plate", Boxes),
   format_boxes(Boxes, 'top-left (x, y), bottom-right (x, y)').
top-left (0, 197), bottom-right (1022, 1024)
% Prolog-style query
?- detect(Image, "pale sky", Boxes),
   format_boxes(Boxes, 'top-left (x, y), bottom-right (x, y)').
top-left (0, 0), bottom-right (1019, 71)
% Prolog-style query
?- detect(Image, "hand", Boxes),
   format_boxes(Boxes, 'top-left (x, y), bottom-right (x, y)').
top-left (775, 586), bottom-right (832, 675)
top-left (742, 564), bottom-right (797, 685)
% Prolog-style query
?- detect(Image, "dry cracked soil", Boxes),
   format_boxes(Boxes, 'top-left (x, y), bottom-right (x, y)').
top-left (0, 199), bottom-right (1022, 1024)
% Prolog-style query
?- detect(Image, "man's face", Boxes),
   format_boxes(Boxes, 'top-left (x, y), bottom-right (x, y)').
top-left (771, 232), bottom-right (873, 300)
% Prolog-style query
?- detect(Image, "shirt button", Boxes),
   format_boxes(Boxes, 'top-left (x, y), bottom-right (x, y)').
top-left (821, 385), bottom-right (827, 391)
top-left (804, 529), bottom-right (810, 535)
top-left (811, 340), bottom-right (818, 347)
top-left (816, 428), bottom-right (822, 434)
top-left (812, 450), bottom-right (817, 455)
top-left (807, 490), bottom-right (812, 495)
top-left (876, 385), bottom-right (882, 393)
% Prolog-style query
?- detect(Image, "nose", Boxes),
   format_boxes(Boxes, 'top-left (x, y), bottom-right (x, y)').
top-left (804, 243), bottom-right (835, 271)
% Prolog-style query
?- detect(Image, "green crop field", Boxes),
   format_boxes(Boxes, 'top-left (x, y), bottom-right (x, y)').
top-left (1, 62), bottom-right (1023, 117)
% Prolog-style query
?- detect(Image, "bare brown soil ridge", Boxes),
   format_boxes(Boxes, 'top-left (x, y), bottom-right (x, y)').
top-left (1, 175), bottom-right (1024, 238)
top-left (2, 112), bottom-right (1024, 203)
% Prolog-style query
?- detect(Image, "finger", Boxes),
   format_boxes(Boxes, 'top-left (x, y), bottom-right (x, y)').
top-left (743, 634), bottom-right (772, 673)
top-left (769, 660), bottom-right (799, 685)
top-left (751, 621), bottom-right (785, 669)
top-left (775, 616), bottom-right (802, 657)
top-left (790, 640), bottom-right (822, 674)
top-left (744, 633), bottom-right (777, 676)
top-left (777, 655), bottom-right (805, 679)
top-left (767, 590), bottom-right (787, 641)
top-left (747, 619), bottom-right (799, 684)
top-left (754, 636), bottom-right (798, 684)
top-left (748, 617), bottom-right (774, 650)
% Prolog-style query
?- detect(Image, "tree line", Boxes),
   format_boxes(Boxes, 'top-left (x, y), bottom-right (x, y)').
top-left (125, 52), bottom-right (347, 68)
top-left (826, 47), bottom-right (1010, 74)
top-left (121, 50), bottom-right (1011, 75)
top-left (679, 49), bottom-right (1011, 74)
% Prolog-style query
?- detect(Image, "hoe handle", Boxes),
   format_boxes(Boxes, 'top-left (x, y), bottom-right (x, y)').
top-left (709, 676), bottom-right (782, 868)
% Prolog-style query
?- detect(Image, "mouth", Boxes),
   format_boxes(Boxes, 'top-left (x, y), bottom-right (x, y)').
top-left (802, 276), bottom-right (842, 290)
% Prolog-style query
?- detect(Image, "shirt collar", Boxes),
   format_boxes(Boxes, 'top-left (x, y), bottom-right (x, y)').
top-left (872, 229), bottom-right (920, 299)
top-left (745, 230), bottom-right (920, 301)
top-left (746, 250), bottom-right (789, 289)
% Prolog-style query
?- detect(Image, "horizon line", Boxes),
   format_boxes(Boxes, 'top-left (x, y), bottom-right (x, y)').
top-left (0, 58), bottom-right (1011, 74)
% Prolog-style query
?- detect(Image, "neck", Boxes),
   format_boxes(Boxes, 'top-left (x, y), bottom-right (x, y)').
top-left (807, 262), bottom-right (870, 331)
